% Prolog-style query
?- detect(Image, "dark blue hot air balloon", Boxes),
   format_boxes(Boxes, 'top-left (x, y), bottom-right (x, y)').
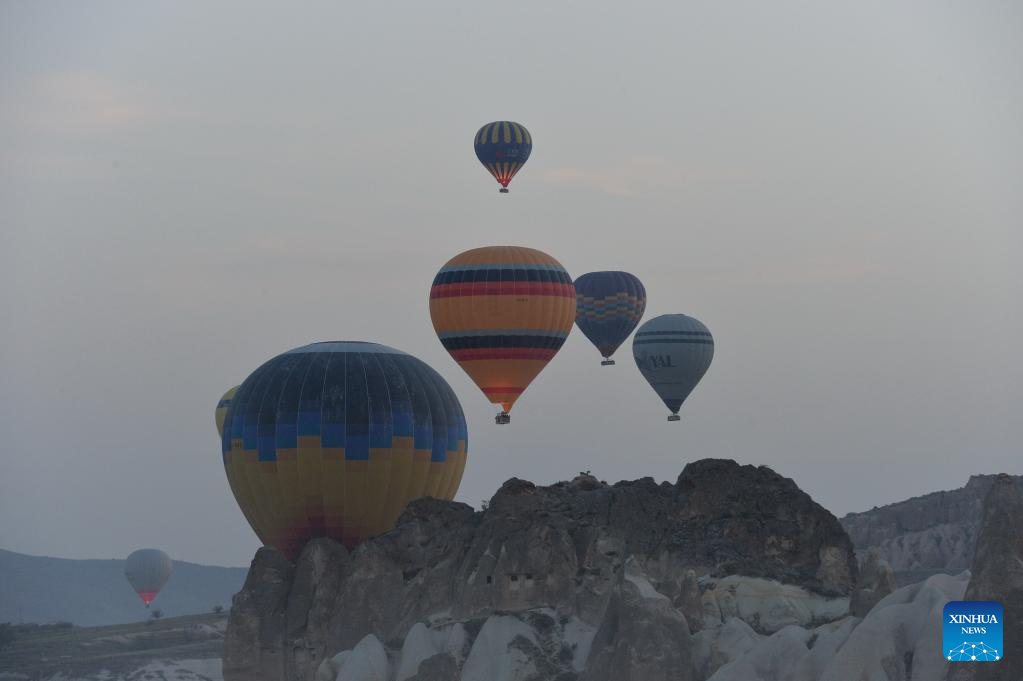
top-left (474, 121), bottom-right (532, 193)
top-left (574, 271), bottom-right (647, 365)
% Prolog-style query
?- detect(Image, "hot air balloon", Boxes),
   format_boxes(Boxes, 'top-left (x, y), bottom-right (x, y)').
top-left (125, 549), bottom-right (172, 607)
top-left (215, 385), bottom-right (239, 438)
top-left (221, 341), bottom-right (467, 559)
top-left (474, 121), bottom-right (532, 193)
top-left (632, 314), bottom-right (714, 421)
top-left (574, 271), bottom-right (647, 366)
top-left (430, 246), bottom-right (575, 424)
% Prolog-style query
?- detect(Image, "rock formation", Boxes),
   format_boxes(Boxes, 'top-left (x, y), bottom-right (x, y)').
top-left (841, 474), bottom-right (1023, 580)
top-left (225, 459), bottom-right (857, 681)
top-left (579, 559), bottom-right (693, 681)
top-left (946, 474), bottom-right (1023, 681)
top-left (850, 548), bottom-right (897, 618)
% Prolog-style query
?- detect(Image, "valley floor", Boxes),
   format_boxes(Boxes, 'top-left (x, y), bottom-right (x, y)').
top-left (0, 613), bottom-right (225, 681)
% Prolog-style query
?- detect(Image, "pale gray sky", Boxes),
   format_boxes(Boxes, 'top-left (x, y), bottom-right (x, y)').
top-left (1, 1), bottom-right (1020, 567)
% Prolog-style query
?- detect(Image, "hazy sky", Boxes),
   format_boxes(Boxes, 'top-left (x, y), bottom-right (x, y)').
top-left (1, 1), bottom-right (1020, 567)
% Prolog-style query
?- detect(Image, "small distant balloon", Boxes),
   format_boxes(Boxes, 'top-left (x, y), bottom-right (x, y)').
top-left (125, 549), bottom-right (172, 608)
top-left (474, 121), bottom-right (532, 193)
top-left (632, 314), bottom-right (714, 421)
top-left (215, 386), bottom-right (239, 438)
top-left (574, 271), bottom-right (647, 366)
top-left (430, 246), bottom-right (575, 424)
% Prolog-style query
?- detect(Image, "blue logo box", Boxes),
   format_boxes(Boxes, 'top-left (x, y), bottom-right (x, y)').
top-left (943, 601), bottom-right (1003, 662)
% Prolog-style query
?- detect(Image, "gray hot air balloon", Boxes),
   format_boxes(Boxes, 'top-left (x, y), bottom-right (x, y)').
top-left (632, 314), bottom-right (714, 421)
top-left (125, 548), bottom-right (172, 607)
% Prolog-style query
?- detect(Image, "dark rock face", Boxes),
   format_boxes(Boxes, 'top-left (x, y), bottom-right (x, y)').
top-left (673, 460), bottom-right (856, 595)
top-left (223, 547), bottom-right (294, 681)
top-left (946, 474), bottom-right (1023, 681)
top-left (850, 547), bottom-right (896, 617)
top-left (841, 474), bottom-right (1023, 576)
top-left (283, 538), bottom-right (350, 681)
top-left (224, 459), bottom-right (857, 681)
top-left (407, 653), bottom-right (459, 681)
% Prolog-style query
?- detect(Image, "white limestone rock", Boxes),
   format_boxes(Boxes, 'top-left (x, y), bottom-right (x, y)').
top-left (706, 625), bottom-right (813, 681)
top-left (395, 622), bottom-right (467, 681)
top-left (691, 617), bottom-right (761, 681)
top-left (459, 615), bottom-right (541, 681)
top-left (332, 635), bottom-right (389, 681)
top-left (700, 576), bottom-right (849, 634)
top-left (821, 572), bottom-right (968, 681)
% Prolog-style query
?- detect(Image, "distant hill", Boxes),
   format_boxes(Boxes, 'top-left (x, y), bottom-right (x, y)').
top-left (840, 473), bottom-right (1023, 583)
top-left (0, 548), bottom-right (247, 626)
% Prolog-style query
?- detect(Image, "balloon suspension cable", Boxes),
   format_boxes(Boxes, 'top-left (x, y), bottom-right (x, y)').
top-left (601, 358), bottom-right (615, 366)
top-left (499, 187), bottom-right (509, 193)
top-left (667, 414), bottom-right (681, 422)
top-left (495, 411), bottom-right (511, 425)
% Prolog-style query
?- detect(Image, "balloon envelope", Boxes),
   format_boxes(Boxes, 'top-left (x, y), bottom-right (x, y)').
top-left (221, 341), bottom-right (467, 558)
top-left (632, 314), bottom-right (714, 419)
top-left (215, 385), bottom-right (239, 438)
top-left (574, 271), bottom-right (647, 363)
top-left (430, 246), bottom-right (575, 420)
top-left (474, 121), bottom-right (532, 191)
top-left (125, 548), bottom-right (172, 606)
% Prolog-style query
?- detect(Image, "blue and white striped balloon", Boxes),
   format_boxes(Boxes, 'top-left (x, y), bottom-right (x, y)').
top-left (632, 314), bottom-right (714, 421)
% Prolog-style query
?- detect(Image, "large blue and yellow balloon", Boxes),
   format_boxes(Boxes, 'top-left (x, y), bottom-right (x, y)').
top-left (574, 271), bottom-right (646, 365)
top-left (215, 386), bottom-right (239, 438)
top-left (474, 121), bottom-right (532, 193)
top-left (220, 341), bottom-right (467, 558)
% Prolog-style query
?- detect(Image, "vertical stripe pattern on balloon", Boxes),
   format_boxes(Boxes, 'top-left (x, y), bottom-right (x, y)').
top-left (474, 121), bottom-right (532, 189)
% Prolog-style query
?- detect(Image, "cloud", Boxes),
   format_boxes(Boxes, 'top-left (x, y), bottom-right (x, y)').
top-left (2, 71), bottom-right (160, 136)
top-left (538, 155), bottom-right (746, 197)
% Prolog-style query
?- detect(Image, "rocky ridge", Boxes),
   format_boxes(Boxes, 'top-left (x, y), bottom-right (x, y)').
top-left (225, 461), bottom-right (1022, 681)
top-left (224, 459), bottom-right (857, 681)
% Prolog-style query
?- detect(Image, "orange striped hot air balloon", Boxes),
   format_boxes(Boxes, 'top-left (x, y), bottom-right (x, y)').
top-left (429, 246), bottom-right (575, 424)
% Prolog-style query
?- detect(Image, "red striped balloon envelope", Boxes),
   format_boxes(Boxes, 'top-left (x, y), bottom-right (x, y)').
top-left (430, 246), bottom-right (575, 423)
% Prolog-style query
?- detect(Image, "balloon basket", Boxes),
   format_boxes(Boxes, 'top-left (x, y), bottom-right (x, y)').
top-left (667, 414), bottom-right (680, 422)
top-left (499, 187), bottom-right (509, 193)
top-left (495, 411), bottom-right (511, 425)
top-left (601, 359), bottom-right (615, 366)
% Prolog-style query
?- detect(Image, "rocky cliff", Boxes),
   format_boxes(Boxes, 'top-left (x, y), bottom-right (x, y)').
top-left (946, 474), bottom-right (1023, 681)
top-left (224, 459), bottom-right (858, 681)
top-left (840, 474), bottom-right (1023, 579)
